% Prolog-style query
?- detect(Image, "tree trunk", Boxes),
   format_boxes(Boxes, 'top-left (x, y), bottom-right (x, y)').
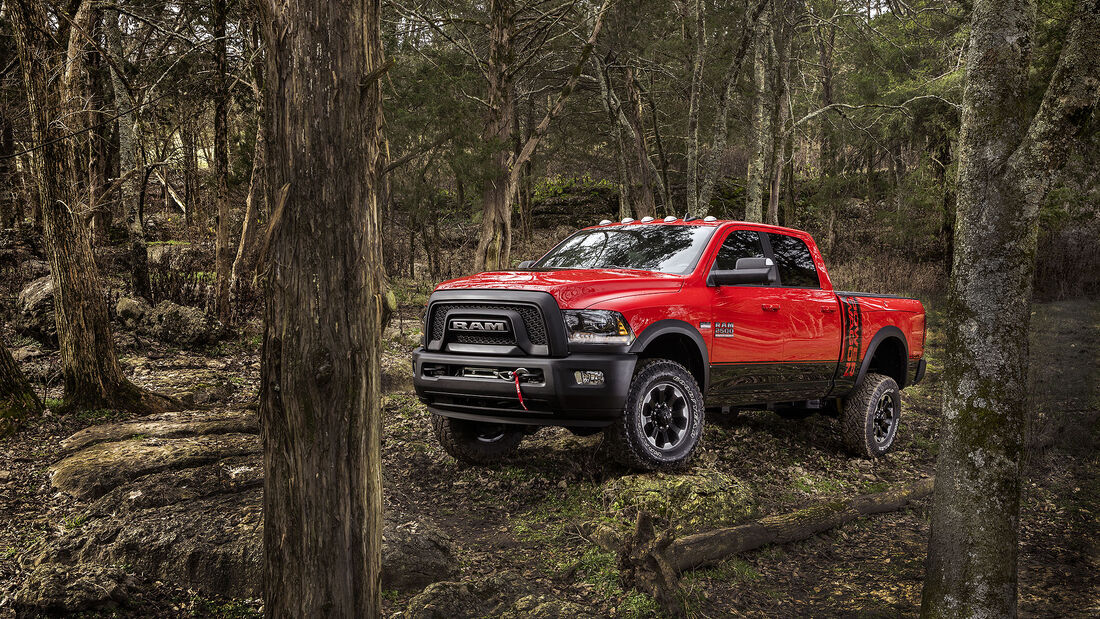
top-left (213, 0), bottom-right (232, 320)
top-left (0, 113), bottom-right (15, 229)
top-left (602, 479), bottom-right (934, 617)
top-left (921, 0), bottom-right (1100, 616)
top-left (744, 10), bottom-right (771, 222)
top-left (230, 23), bottom-right (267, 311)
top-left (257, 0), bottom-right (386, 613)
top-left (596, 56), bottom-right (632, 220)
top-left (935, 137), bottom-right (955, 274)
top-left (765, 5), bottom-right (792, 226)
top-left (105, 8), bottom-right (151, 300)
top-left (684, 0), bottom-right (705, 215)
top-left (625, 67), bottom-right (656, 218)
top-left (12, 0), bottom-right (169, 414)
top-left (473, 0), bottom-right (516, 272)
top-left (182, 111), bottom-right (199, 227)
top-left (696, 0), bottom-right (769, 214)
top-left (0, 334), bottom-right (43, 436)
top-left (642, 76), bottom-right (672, 211)
top-left (817, 21), bottom-right (835, 180)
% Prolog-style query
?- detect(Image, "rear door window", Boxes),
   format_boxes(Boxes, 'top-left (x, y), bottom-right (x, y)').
top-left (767, 233), bottom-right (820, 288)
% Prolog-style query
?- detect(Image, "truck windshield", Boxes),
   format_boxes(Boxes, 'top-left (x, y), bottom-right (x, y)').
top-left (532, 225), bottom-right (716, 275)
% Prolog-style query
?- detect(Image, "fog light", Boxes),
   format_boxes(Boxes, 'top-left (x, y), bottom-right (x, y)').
top-left (574, 370), bottom-right (605, 385)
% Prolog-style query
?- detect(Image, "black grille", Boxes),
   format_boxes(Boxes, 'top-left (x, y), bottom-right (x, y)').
top-left (454, 332), bottom-right (514, 345)
top-left (430, 303), bottom-right (548, 345)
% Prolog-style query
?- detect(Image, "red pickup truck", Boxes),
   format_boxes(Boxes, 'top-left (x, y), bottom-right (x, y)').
top-left (414, 218), bottom-right (926, 470)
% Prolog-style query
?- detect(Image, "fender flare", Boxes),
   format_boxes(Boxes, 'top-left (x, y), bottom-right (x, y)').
top-left (629, 319), bottom-right (710, 391)
top-left (855, 326), bottom-right (909, 389)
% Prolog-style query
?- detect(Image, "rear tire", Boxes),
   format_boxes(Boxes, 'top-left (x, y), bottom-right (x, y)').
top-left (431, 415), bottom-right (525, 465)
top-left (605, 359), bottom-right (704, 471)
top-left (841, 373), bottom-right (901, 457)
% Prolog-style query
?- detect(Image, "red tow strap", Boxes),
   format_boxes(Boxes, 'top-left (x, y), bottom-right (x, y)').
top-left (512, 369), bottom-right (528, 411)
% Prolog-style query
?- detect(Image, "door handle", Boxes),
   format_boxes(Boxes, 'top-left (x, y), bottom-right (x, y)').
top-left (762, 304), bottom-right (781, 312)
top-left (822, 306), bottom-right (836, 313)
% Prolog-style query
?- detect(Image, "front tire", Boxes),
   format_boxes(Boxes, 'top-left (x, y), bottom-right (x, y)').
top-left (431, 415), bottom-right (525, 465)
top-left (841, 373), bottom-right (901, 457)
top-left (605, 359), bottom-right (704, 471)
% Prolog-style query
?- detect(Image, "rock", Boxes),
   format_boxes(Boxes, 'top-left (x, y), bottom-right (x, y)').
top-left (382, 520), bottom-right (457, 590)
top-left (397, 582), bottom-right (480, 619)
top-left (602, 472), bottom-right (756, 535)
top-left (18, 259), bottom-right (50, 279)
top-left (37, 489), bottom-right (264, 598)
top-left (116, 296), bottom-right (150, 328)
top-left (10, 346), bottom-right (43, 363)
top-left (504, 595), bottom-right (600, 619)
top-left (10, 563), bottom-right (136, 615)
top-left (37, 412), bottom-right (457, 598)
top-left (14, 275), bottom-right (56, 348)
top-left (138, 301), bottom-right (225, 347)
top-left (0, 470), bottom-right (10, 482)
top-left (60, 409), bottom-right (258, 453)
top-left (50, 433), bottom-right (261, 501)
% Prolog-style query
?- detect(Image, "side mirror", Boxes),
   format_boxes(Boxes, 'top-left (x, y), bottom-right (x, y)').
top-left (708, 257), bottom-right (777, 286)
top-left (517, 260), bottom-right (535, 269)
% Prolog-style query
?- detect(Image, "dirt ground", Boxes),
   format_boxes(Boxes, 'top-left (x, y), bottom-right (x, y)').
top-left (1, 300), bottom-right (1097, 618)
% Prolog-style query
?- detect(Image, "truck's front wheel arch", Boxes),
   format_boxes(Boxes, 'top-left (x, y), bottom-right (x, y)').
top-left (630, 321), bottom-right (709, 393)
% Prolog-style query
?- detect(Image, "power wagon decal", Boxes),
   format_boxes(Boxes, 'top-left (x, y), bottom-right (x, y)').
top-left (839, 296), bottom-right (863, 377)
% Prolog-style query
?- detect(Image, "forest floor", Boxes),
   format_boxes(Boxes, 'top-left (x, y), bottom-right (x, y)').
top-left (0, 300), bottom-right (1096, 618)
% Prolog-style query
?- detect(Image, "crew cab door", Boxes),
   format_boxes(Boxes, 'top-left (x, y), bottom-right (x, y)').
top-left (765, 232), bottom-right (843, 400)
top-left (707, 228), bottom-right (792, 405)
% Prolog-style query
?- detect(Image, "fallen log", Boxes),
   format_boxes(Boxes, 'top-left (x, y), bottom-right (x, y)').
top-left (594, 477), bottom-right (935, 617)
top-left (667, 477), bottom-right (934, 571)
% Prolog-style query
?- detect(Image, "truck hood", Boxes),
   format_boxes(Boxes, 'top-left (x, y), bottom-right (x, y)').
top-left (434, 269), bottom-right (685, 308)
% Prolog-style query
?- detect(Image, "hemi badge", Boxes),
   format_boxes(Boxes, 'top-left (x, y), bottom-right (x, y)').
top-left (699, 322), bottom-right (712, 330)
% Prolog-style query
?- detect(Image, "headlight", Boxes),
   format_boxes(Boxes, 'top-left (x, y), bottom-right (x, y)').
top-left (562, 310), bottom-right (634, 345)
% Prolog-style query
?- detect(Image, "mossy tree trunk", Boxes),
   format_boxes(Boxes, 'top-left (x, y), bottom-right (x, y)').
top-left (12, 0), bottom-right (170, 415)
top-left (744, 6), bottom-right (771, 223)
top-left (921, 0), bottom-right (1100, 616)
top-left (256, 0), bottom-right (386, 613)
top-left (0, 337), bottom-right (42, 436)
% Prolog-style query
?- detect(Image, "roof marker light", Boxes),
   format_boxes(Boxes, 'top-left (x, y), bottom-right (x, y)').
top-left (640, 216), bottom-right (654, 223)
top-left (663, 216), bottom-right (677, 222)
top-left (598, 219), bottom-right (611, 225)
top-left (703, 215), bottom-right (717, 222)
top-left (621, 217), bottom-right (635, 224)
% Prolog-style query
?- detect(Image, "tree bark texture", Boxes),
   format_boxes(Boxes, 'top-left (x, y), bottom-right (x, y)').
top-left (744, 8), bottom-right (771, 222)
top-left (12, 0), bottom-right (167, 414)
top-left (684, 0), bottom-right (705, 216)
top-left (257, 0), bottom-right (386, 614)
top-left (921, 0), bottom-right (1100, 616)
top-left (214, 0), bottom-right (232, 320)
top-left (473, 0), bottom-right (516, 272)
top-left (765, 0), bottom-right (795, 225)
top-left (0, 335), bottom-right (43, 436)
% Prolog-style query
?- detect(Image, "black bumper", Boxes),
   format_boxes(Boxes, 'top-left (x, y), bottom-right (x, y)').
top-left (412, 349), bottom-right (637, 427)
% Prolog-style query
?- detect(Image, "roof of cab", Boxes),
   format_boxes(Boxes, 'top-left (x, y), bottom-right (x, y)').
top-left (581, 217), bottom-right (809, 237)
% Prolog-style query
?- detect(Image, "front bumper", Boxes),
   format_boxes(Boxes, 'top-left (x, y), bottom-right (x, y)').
top-left (412, 348), bottom-right (637, 427)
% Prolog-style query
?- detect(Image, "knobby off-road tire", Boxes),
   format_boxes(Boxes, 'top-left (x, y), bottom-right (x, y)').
top-left (605, 359), bottom-right (705, 471)
top-left (841, 372), bottom-right (901, 457)
top-left (431, 415), bottom-right (525, 465)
